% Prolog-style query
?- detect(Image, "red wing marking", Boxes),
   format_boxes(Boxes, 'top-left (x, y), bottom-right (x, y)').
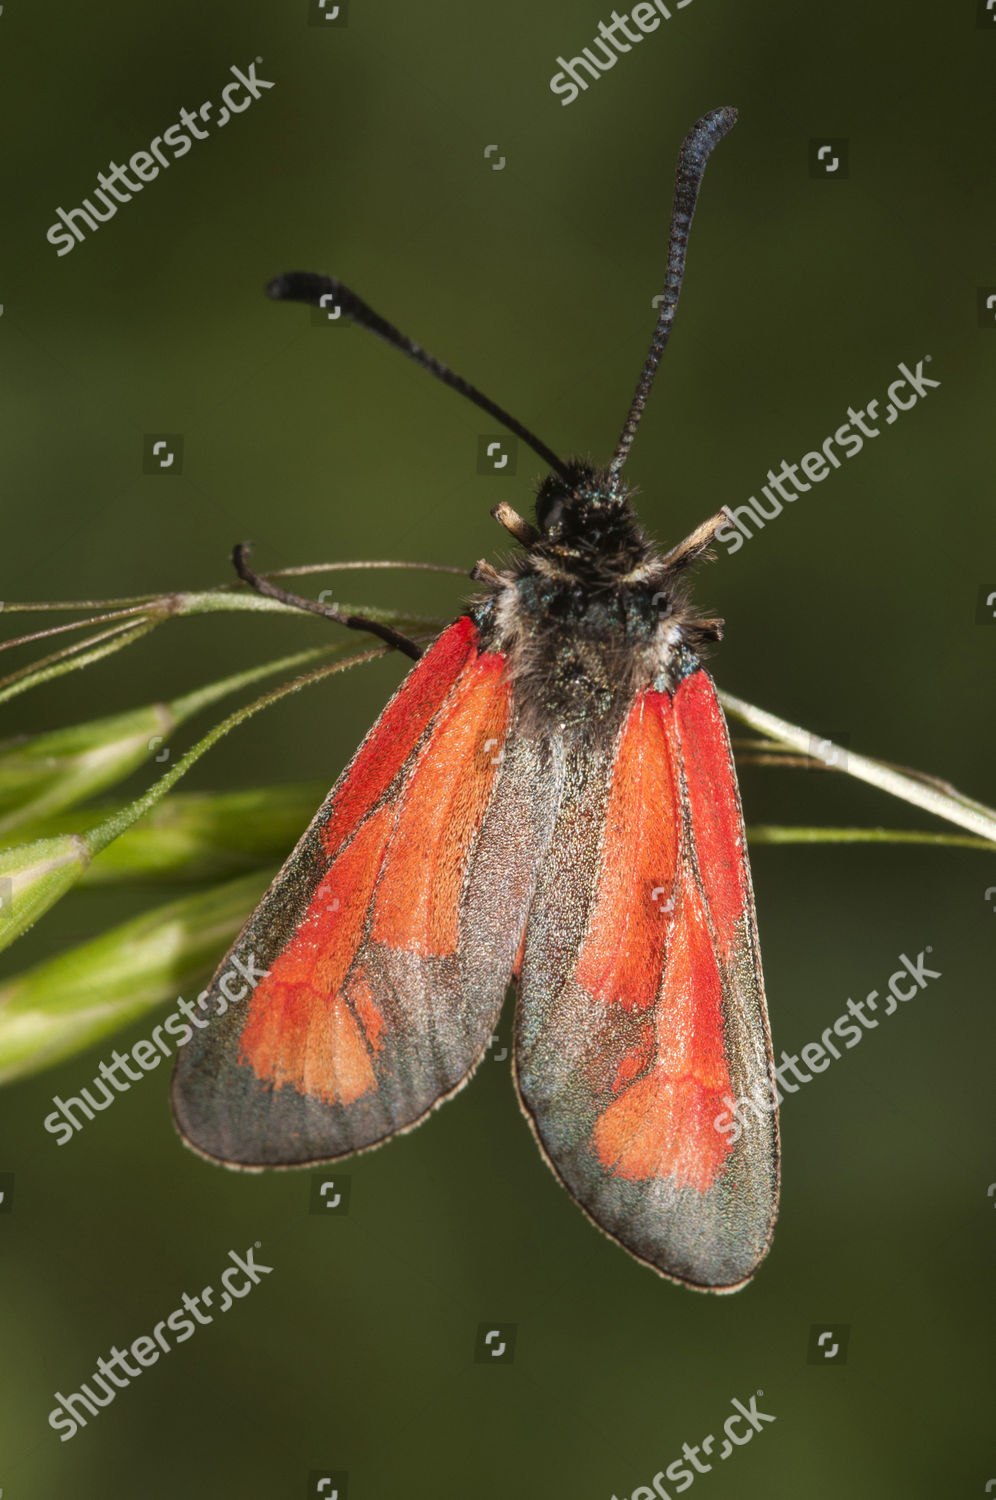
top-left (371, 652), bottom-right (509, 957)
top-left (608, 1020), bottom-right (656, 1093)
top-left (349, 976), bottom-right (387, 1057)
top-left (239, 805), bottom-right (395, 1105)
top-left (575, 692), bottom-right (679, 1012)
top-left (591, 861), bottom-right (733, 1193)
top-left (319, 615), bottom-right (478, 857)
top-left (512, 929), bottom-right (527, 983)
top-left (670, 669), bottom-right (748, 959)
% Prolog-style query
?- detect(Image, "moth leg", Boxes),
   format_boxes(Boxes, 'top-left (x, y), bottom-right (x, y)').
top-left (232, 542), bottom-right (423, 660)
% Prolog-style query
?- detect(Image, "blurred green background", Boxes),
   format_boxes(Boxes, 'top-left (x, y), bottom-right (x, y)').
top-left (1, 0), bottom-right (993, 1494)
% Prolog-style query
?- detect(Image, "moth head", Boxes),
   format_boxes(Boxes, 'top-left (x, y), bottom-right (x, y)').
top-left (533, 461), bottom-right (630, 546)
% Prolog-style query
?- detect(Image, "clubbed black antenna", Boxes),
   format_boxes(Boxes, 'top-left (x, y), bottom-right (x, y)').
top-left (267, 272), bottom-right (571, 481)
top-left (609, 106), bottom-right (739, 476)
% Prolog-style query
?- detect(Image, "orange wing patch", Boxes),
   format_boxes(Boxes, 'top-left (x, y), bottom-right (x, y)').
top-left (319, 615), bottom-right (478, 857)
top-left (591, 863), bottom-right (733, 1193)
top-left (671, 669), bottom-right (748, 960)
top-left (371, 653), bottom-right (509, 956)
top-left (575, 692), bottom-right (679, 1011)
top-left (239, 804), bottom-right (394, 1105)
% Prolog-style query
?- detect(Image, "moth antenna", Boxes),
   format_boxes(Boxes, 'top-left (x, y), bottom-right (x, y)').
top-left (609, 106), bottom-right (738, 476)
top-left (267, 272), bottom-right (571, 481)
top-left (491, 501), bottom-right (539, 546)
top-left (232, 542), bottom-right (422, 659)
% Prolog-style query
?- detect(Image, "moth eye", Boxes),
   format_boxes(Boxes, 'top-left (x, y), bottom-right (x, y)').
top-left (536, 496), bottom-right (567, 536)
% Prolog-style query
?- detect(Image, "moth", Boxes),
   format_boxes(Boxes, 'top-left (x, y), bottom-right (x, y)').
top-left (172, 106), bottom-right (779, 1291)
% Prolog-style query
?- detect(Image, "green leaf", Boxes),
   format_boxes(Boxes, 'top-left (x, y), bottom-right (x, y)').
top-left (0, 870), bottom-right (271, 1084)
top-left (0, 835), bottom-right (91, 952)
top-left (79, 784), bottom-right (323, 883)
top-left (0, 636), bottom-right (364, 839)
top-left (0, 618), bottom-right (161, 706)
top-left (0, 704), bottom-right (176, 837)
top-left (0, 644), bottom-right (381, 950)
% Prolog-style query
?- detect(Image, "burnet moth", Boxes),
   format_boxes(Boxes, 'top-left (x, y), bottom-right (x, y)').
top-left (171, 106), bottom-right (779, 1292)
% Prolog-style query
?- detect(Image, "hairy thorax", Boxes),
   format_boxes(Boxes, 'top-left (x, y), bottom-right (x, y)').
top-left (468, 464), bottom-right (713, 737)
